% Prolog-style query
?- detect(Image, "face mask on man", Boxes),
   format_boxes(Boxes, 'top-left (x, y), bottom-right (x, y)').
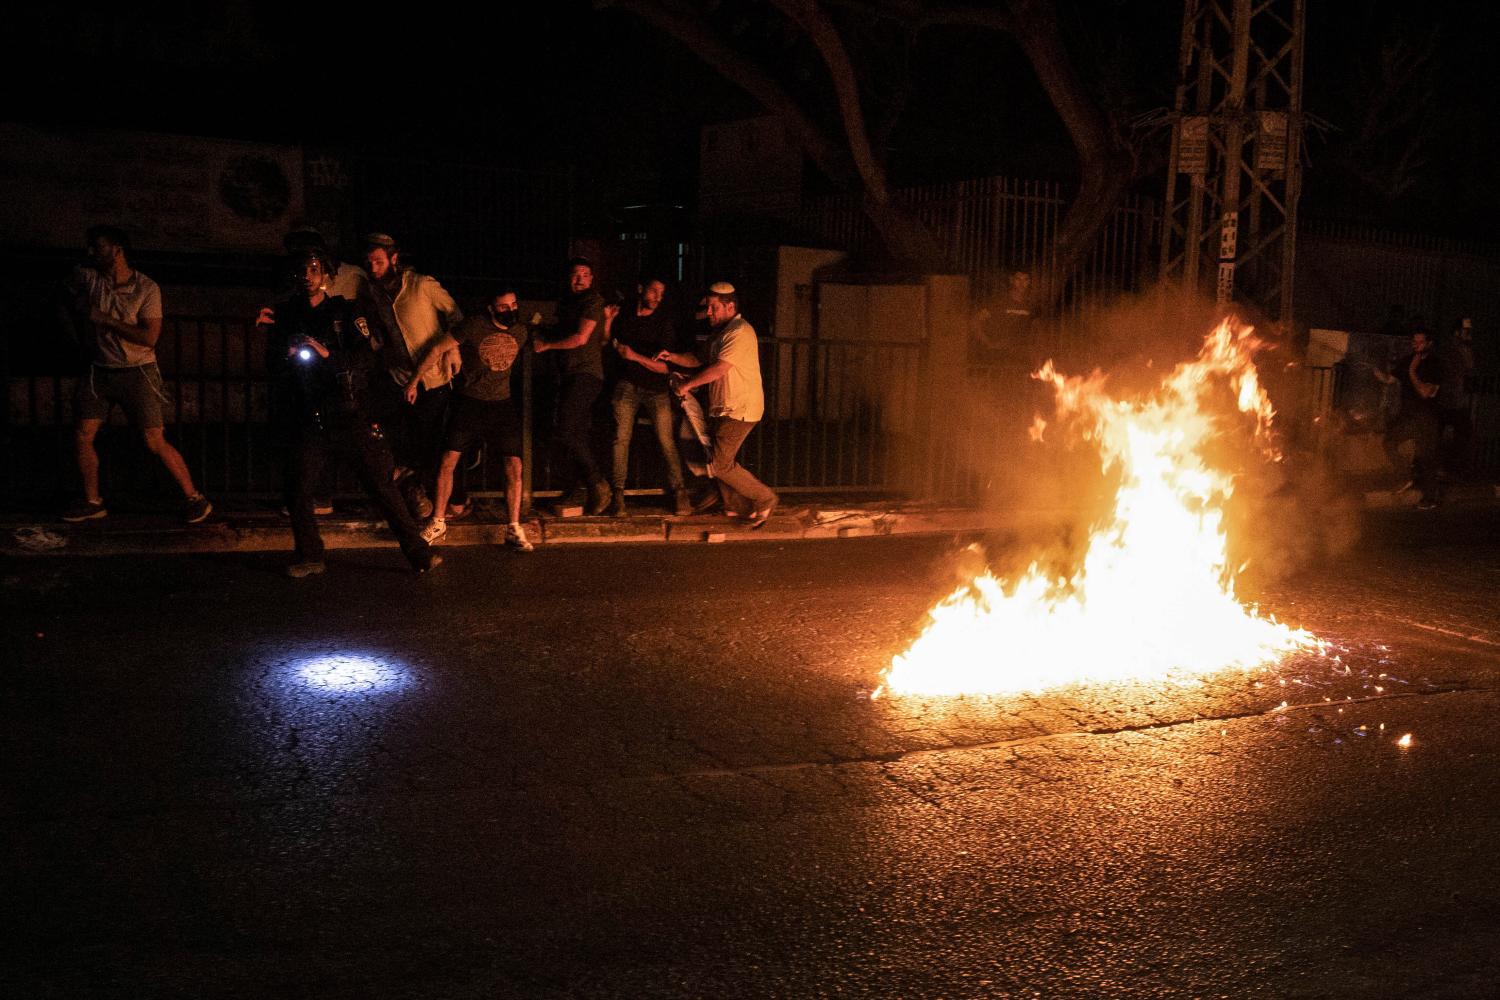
top-left (491, 307), bottom-right (520, 328)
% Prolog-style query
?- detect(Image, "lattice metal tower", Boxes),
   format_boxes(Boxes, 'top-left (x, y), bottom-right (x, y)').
top-left (1160, 0), bottom-right (1306, 325)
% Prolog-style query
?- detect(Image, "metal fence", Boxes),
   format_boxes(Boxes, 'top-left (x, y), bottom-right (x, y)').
top-left (9, 332), bottom-right (1498, 510)
top-left (1296, 221), bottom-right (1500, 338)
top-left (2, 317), bottom-right (929, 508)
top-left (803, 176), bottom-right (1158, 312)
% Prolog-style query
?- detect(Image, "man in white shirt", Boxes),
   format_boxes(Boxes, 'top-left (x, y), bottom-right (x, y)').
top-left (657, 282), bottom-right (778, 528)
top-left (61, 225), bottom-right (211, 524)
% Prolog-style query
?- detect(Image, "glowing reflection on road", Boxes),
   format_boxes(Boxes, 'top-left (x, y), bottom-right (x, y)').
top-left (291, 653), bottom-right (413, 695)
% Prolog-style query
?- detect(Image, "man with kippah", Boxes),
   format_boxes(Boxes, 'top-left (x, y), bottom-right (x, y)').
top-left (656, 282), bottom-right (779, 528)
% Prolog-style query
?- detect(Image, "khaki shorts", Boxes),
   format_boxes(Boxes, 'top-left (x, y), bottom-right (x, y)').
top-left (75, 363), bottom-right (168, 428)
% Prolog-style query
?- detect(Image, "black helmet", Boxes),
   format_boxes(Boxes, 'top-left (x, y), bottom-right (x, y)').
top-left (287, 243), bottom-right (338, 278)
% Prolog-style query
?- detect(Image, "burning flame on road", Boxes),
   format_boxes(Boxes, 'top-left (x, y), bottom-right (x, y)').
top-left (882, 320), bottom-right (1319, 697)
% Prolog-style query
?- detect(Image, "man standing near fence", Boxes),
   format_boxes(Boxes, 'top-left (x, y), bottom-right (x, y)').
top-left (61, 225), bottom-right (211, 524)
top-left (363, 232), bottom-right (463, 520)
top-left (533, 257), bottom-right (611, 516)
top-left (413, 289), bottom-right (535, 552)
top-left (603, 275), bottom-right (692, 516)
top-left (1375, 326), bottom-right (1444, 510)
top-left (658, 282), bottom-right (778, 528)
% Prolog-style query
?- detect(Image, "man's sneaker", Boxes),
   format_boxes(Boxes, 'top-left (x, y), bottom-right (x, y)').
top-left (420, 518), bottom-right (448, 544)
top-left (748, 496), bottom-right (780, 529)
top-left (505, 522), bottom-right (534, 552)
top-left (672, 488), bottom-right (692, 516)
top-left (61, 498), bottom-right (108, 522)
top-left (285, 560), bottom-right (326, 578)
top-left (586, 480), bottom-right (612, 516)
top-left (183, 493), bottom-right (213, 524)
top-left (609, 489), bottom-right (627, 518)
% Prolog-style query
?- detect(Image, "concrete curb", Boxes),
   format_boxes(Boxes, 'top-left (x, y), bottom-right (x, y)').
top-left (1, 505), bottom-right (1006, 558)
top-left (5, 486), bottom-right (1496, 558)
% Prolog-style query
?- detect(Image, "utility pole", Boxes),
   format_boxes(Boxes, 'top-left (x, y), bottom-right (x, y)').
top-left (1160, 0), bottom-right (1306, 326)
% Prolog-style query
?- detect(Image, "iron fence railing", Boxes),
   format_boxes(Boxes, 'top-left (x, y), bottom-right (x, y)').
top-left (3, 318), bottom-right (930, 507)
top-left (7, 321), bottom-right (1497, 510)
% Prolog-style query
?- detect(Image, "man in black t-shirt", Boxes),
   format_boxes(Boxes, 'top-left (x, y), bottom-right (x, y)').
top-left (1376, 329), bottom-right (1444, 509)
top-left (603, 276), bottom-right (691, 516)
top-left (415, 289), bottom-right (534, 550)
top-left (533, 257), bottom-right (610, 514)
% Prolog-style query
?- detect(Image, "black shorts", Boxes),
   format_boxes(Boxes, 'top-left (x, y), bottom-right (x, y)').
top-left (444, 394), bottom-right (523, 457)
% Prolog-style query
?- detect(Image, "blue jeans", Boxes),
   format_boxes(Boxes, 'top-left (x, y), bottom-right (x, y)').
top-left (611, 381), bottom-right (684, 491)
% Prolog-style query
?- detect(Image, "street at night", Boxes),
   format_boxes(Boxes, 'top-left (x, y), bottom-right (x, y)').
top-left (5, 511), bottom-right (1500, 998)
top-left (7, 3), bottom-right (1500, 995)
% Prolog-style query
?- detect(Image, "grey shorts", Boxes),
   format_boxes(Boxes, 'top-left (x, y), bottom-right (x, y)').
top-left (75, 363), bottom-right (168, 428)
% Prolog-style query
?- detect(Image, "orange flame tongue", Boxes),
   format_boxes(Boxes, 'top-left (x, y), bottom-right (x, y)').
top-left (883, 320), bottom-right (1317, 697)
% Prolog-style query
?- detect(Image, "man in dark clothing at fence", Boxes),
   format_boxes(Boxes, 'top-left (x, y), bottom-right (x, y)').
top-left (1436, 318), bottom-right (1475, 480)
top-left (259, 227), bottom-right (384, 516)
top-left (61, 224), bottom-right (212, 525)
top-left (262, 246), bottom-right (441, 577)
top-left (1375, 328), bottom-right (1444, 510)
top-left (533, 257), bottom-right (611, 515)
top-left (602, 276), bottom-right (691, 516)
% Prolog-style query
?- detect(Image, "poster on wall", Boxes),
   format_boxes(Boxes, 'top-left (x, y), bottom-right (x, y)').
top-left (0, 124), bottom-right (304, 254)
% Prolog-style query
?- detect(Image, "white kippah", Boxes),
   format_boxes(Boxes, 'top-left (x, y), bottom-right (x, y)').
top-left (708, 281), bottom-right (736, 295)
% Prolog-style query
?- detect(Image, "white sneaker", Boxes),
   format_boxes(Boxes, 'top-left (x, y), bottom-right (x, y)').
top-left (505, 522), bottom-right (534, 552)
top-left (420, 518), bottom-right (447, 544)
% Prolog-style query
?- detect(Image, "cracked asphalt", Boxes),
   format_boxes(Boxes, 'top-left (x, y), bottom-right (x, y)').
top-left (4, 506), bottom-right (1500, 999)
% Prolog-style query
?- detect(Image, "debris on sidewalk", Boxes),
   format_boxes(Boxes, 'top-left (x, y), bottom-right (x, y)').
top-left (12, 527), bottom-right (68, 552)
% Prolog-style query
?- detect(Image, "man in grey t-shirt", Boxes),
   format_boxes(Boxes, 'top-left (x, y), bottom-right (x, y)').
top-left (61, 225), bottom-right (211, 524)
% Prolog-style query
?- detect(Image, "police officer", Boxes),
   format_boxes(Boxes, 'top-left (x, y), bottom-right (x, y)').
top-left (261, 246), bottom-right (442, 577)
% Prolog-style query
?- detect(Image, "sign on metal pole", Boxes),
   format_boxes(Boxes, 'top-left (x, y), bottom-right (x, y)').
top-left (1177, 116), bottom-right (1210, 175)
top-left (1218, 210), bottom-right (1239, 260)
top-left (1217, 262), bottom-right (1235, 302)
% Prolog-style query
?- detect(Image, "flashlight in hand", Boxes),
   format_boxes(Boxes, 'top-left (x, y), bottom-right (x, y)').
top-left (298, 347), bottom-right (314, 362)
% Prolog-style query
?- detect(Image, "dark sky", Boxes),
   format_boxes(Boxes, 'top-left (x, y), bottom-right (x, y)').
top-left (6, 0), bottom-right (1497, 239)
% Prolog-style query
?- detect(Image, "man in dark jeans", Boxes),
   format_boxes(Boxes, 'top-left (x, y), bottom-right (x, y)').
top-left (533, 257), bottom-right (610, 515)
top-left (1436, 318), bottom-right (1475, 480)
top-left (603, 276), bottom-right (691, 516)
top-left (262, 246), bottom-right (441, 577)
top-left (1376, 328), bottom-right (1444, 510)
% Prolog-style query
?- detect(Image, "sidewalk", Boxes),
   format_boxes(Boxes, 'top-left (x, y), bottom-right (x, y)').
top-left (0, 497), bottom-right (1011, 558)
top-left (5, 484), bottom-right (1496, 557)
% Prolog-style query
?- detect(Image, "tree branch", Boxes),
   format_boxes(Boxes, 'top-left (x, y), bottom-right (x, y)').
top-left (599, 0), bottom-right (857, 185)
top-left (769, 0), bottom-right (889, 202)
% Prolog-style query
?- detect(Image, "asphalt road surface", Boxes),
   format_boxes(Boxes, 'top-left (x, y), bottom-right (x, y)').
top-left (5, 508), bottom-right (1500, 998)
